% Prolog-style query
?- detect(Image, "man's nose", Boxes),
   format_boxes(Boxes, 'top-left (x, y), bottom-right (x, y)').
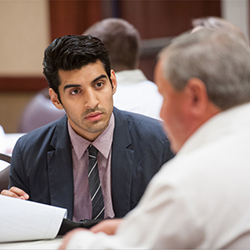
top-left (84, 88), bottom-right (99, 109)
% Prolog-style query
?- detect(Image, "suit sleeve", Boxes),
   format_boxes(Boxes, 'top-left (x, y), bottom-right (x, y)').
top-left (9, 139), bottom-right (30, 195)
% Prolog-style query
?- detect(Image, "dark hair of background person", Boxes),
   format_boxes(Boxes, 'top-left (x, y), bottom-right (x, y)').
top-left (43, 35), bottom-right (112, 102)
top-left (192, 16), bottom-right (248, 43)
top-left (83, 18), bottom-right (141, 72)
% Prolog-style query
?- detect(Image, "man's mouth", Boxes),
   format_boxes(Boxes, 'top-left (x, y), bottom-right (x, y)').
top-left (85, 112), bottom-right (103, 122)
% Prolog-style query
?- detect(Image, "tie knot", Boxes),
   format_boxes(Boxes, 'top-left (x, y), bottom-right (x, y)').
top-left (88, 145), bottom-right (98, 158)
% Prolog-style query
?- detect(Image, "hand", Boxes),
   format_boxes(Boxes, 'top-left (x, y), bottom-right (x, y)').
top-left (90, 219), bottom-right (123, 235)
top-left (59, 228), bottom-right (88, 250)
top-left (0, 186), bottom-right (29, 200)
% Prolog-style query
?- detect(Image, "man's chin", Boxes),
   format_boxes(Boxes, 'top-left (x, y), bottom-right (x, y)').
top-left (84, 121), bottom-right (108, 134)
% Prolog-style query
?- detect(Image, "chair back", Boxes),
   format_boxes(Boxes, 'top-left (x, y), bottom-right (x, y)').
top-left (18, 88), bottom-right (65, 133)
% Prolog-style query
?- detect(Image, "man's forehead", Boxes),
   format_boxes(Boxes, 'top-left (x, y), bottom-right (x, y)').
top-left (58, 62), bottom-right (107, 85)
top-left (154, 59), bottom-right (167, 90)
top-left (155, 57), bottom-right (167, 78)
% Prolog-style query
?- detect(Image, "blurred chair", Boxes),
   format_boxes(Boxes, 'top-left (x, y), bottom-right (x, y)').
top-left (0, 153), bottom-right (11, 163)
top-left (0, 153), bottom-right (11, 192)
top-left (18, 88), bottom-right (65, 133)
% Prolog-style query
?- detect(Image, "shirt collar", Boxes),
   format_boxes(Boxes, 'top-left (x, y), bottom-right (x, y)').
top-left (115, 69), bottom-right (147, 84)
top-left (68, 113), bottom-right (115, 160)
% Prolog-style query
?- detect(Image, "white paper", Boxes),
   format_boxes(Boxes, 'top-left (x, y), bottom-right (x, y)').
top-left (0, 238), bottom-right (63, 249)
top-left (0, 129), bottom-right (25, 171)
top-left (0, 126), bottom-right (6, 154)
top-left (0, 195), bottom-right (67, 243)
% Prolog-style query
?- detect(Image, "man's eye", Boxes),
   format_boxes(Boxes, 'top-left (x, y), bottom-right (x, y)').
top-left (70, 89), bottom-right (79, 95)
top-left (96, 82), bottom-right (104, 88)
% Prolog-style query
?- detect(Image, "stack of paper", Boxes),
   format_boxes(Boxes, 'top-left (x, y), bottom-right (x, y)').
top-left (0, 195), bottom-right (67, 243)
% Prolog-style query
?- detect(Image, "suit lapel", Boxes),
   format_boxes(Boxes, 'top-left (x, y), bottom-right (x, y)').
top-left (45, 110), bottom-right (135, 219)
top-left (111, 108), bottom-right (134, 217)
top-left (47, 116), bottom-right (74, 219)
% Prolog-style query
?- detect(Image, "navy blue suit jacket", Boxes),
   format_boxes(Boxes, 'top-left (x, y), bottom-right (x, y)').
top-left (10, 107), bottom-right (174, 219)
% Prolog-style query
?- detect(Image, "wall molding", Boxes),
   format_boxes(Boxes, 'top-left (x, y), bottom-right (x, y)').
top-left (0, 77), bottom-right (47, 92)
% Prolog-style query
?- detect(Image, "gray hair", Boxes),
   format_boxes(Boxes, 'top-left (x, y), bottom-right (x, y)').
top-left (159, 29), bottom-right (250, 110)
top-left (192, 16), bottom-right (247, 43)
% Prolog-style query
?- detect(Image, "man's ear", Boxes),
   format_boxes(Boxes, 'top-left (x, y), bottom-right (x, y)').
top-left (49, 88), bottom-right (64, 110)
top-left (185, 78), bottom-right (209, 117)
top-left (110, 70), bottom-right (117, 95)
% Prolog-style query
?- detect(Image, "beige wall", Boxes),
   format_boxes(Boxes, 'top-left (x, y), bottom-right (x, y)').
top-left (221, 0), bottom-right (249, 42)
top-left (0, 0), bottom-right (50, 76)
top-left (0, 0), bottom-right (50, 133)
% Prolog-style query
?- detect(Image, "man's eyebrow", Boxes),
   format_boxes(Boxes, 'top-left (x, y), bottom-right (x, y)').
top-left (92, 74), bottom-right (107, 83)
top-left (63, 84), bottom-right (81, 91)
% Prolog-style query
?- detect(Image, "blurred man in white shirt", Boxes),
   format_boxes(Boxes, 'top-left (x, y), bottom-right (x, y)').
top-left (59, 28), bottom-right (250, 249)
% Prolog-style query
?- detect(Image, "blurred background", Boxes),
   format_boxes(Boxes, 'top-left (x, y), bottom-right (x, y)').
top-left (0, 0), bottom-right (249, 133)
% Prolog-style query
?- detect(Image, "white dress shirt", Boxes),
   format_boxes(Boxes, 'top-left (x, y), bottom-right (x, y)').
top-left (65, 103), bottom-right (250, 249)
top-left (113, 69), bottom-right (162, 120)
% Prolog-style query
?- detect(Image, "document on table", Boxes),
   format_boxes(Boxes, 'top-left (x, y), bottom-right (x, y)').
top-left (0, 195), bottom-right (67, 243)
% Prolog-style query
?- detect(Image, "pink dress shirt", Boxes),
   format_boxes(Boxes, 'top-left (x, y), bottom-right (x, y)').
top-left (68, 114), bottom-right (115, 222)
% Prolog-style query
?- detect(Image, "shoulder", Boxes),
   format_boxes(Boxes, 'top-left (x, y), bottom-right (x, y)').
top-left (114, 106), bottom-right (162, 124)
top-left (113, 107), bottom-right (166, 141)
top-left (14, 115), bottom-right (67, 152)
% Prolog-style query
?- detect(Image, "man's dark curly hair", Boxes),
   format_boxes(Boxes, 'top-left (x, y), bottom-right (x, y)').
top-left (43, 35), bottom-right (112, 101)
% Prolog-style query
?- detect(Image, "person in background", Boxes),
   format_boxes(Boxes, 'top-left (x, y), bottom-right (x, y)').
top-left (60, 28), bottom-right (250, 249)
top-left (1, 35), bottom-right (173, 224)
top-left (83, 18), bottom-right (163, 120)
top-left (191, 16), bottom-right (248, 43)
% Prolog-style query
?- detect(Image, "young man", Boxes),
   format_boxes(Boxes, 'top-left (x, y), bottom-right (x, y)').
top-left (60, 29), bottom-right (250, 249)
top-left (1, 35), bottom-right (173, 222)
